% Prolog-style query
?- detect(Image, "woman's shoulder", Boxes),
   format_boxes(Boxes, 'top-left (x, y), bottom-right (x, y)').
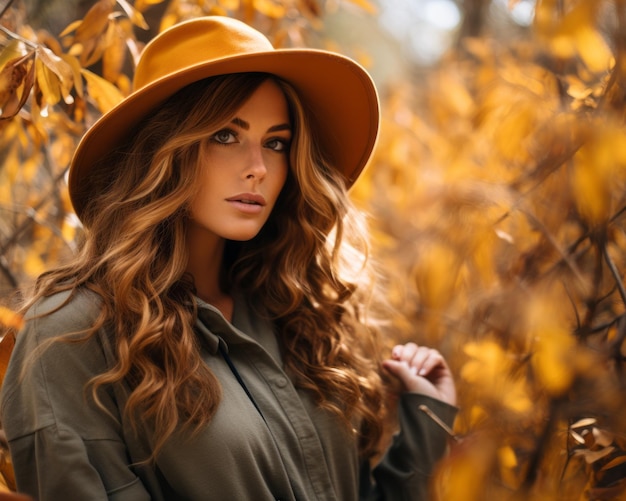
top-left (1, 288), bottom-right (115, 443)
top-left (6, 287), bottom-right (112, 391)
top-left (24, 287), bottom-right (105, 341)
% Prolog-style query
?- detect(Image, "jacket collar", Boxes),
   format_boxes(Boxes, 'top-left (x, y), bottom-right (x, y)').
top-left (194, 293), bottom-right (263, 354)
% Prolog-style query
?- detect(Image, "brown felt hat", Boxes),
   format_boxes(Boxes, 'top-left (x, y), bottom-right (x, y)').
top-left (68, 15), bottom-right (380, 220)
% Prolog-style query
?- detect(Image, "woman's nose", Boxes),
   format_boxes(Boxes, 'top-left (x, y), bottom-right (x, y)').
top-left (244, 145), bottom-right (267, 180)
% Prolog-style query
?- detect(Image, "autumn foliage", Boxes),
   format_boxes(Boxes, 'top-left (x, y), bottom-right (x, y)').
top-left (2, 0), bottom-right (626, 499)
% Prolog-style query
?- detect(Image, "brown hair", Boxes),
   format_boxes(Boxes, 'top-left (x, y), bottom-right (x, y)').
top-left (27, 72), bottom-right (387, 459)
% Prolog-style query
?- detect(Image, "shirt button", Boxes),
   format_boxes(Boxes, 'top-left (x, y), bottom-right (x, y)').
top-left (275, 377), bottom-right (288, 388)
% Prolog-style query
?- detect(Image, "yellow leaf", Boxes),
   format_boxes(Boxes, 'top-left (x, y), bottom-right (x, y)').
top-left (21, 154), bottom-right (39, 183)
top-left (51, 133), bottom-right (77, 170)
top-left (68, 41), bottom-right (84, 57)
top-left (253, 0), bottom-right (286, 18)
top-left (593, 428), bottom-right (614, 448)
top-left (0, 39), bottom-right (29, 70)
top-left (601, 455), bottom-right (626, 471)
top-left (36, 46), bottom-right (72, 81)
top-left (124, 35), bottom-right (141, 67)
top-left (62, 217), bottom-right (78, 243)
top-left (549, 35), bottom-right (576, 59)
top-left (468, 405), bottom-right (488, 428)
top-left (541, 0), bottom-right (613, 73)
top-left (498, 445), bottom-right (518, 469)
top-left (59, 19), bottom-right (83, 38)
top-left (570, 429), bottom-right (585, 444)
top-left (462, 340), bottom-right (533, 413)
top-left (74, 0), bottom-right (116, 43)
top-left (413, 241), bottom-right (460, 309)
top-left (115, 73), bottom-right (132, 96)
top-left (0, 177), bottom-right (12, 206)
top-left (498, 445), bottom-right (521, 489)
top-left (36, 46), bottom-right (74, 102)
top-left (0, 117), bottom-right (18, 147)
top-left (36, 28), bottom-right (64, 58)
top-left (102, 24), bottom-right (127, 83)
top-left (527, 293), bottom-right (575, 395)
top-left (81, 68), bottom-right (124, 113)
top-left (564, 75), bottom-right (592, 99)
top-left (35, 57), bottom-right (61, 107)
top-left (0, 306), bottom-right (23, 331)
top-left (533, 327), bottom-right (575, 395)
top-left (80, 32), bottom-right (109, 68)
top-left (575, 27), bottom-right (613, 73)
top-left (571, 142), bottom-right (612, 225)
top-left (345, 0), bottom-right (377, 14)
top-left (0, 141), bottom-right (19, 191)
top-left (218, 0), bottom-right (240, 10)
top-left (0, 332), bottom-right (16, 400)
top-left (23, 249), bottom-right (46, 277)
top-left (574, 446), bottom-right (615, 464)
top-left (0, 54), bottom-right (35, 119)
top-left (571, 417), bottom-right (597, 429)
top-left (116, 0), bottom-right (150, 29)
top-left (134, 0), bottom-right (166, 11)
top-left (436, 73), bottom-right (475, 118)
top-left (59, 53), bottom-right (84, 98)
top-left (462, 37), bottom-right (494, 61)
top-left (433, 435), bottom-right (497, 501)
top-left (60, 184), bottom-right (75, 214)
top-left (25, 117), bottom-right (48, 148)
top-left (159, 12), bottom-right (179, 32)
top-left (502, 379), bottom-right (533, 413)
top-left (461, 340), bottom-right (508, 383)
top-left (492, 99), bottom-right (538, 162)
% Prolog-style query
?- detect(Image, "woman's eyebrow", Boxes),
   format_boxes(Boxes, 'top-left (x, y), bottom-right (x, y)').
top-left (231, 117), bottom-right (249, 129)
top-left (268, 123), bottom-right (291, 133)
top-left (230, 117), bottom-right (291, 133)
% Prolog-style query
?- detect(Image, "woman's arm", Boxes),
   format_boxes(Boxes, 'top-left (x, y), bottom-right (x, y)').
top-left (0, 293), bottom-right (151, 501)
top-left (360, 343), bottom-right (458, 500)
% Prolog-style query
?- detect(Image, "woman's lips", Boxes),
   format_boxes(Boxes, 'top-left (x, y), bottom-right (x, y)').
top-left (226, 193), bottom-right (266, 214)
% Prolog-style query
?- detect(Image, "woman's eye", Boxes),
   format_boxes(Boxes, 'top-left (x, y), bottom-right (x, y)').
top-left (266, 138), bottom-right (289, 152)
top-left (211, 130), bottom-right (237, 144)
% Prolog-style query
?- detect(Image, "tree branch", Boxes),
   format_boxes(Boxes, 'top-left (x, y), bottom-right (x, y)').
top-left (602, 242), bottom-right (626, 307)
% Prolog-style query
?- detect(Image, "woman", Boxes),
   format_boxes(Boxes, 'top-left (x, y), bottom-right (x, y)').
top-left (1, 16), bottom-right (457, 500)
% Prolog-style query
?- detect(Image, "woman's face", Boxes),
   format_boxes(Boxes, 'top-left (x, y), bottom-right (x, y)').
top-left (188, 79), bottom-right (291, 243)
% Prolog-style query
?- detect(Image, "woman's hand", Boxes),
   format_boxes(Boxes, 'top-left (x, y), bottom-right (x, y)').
top-left (382, 343), bottom-right (457, 406)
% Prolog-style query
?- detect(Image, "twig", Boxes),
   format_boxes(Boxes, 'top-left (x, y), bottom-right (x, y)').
top-left (0, 0), bottom-right (15, 19)
top-left (0, 168), bottom-right (68, 257)
top-left (0, 254), bottom-right (17, 288)
top-left (0, 24), bottom-right (38, 50)
top-left (519, 207), bottom-right (587, 286)
top-left (602, 243), bottom-right (626, 307)
top-left (520, 398), bottom-right (560, 492)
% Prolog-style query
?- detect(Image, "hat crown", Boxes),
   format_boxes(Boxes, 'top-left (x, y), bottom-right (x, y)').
top-left (134, 17), bottom-right (274, 91)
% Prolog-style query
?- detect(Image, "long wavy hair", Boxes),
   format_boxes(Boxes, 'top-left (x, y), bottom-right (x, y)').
top-left (26, 72), bottom-right (387, 459)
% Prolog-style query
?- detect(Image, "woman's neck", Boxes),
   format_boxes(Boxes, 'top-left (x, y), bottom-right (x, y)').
top-left (200, 293), bottom-right (234, 322)
top-left (185, 226), bottom-right (233, 320)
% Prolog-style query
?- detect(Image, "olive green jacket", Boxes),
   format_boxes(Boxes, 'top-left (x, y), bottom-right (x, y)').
top-left (0, 289), bottom-right (457, 500)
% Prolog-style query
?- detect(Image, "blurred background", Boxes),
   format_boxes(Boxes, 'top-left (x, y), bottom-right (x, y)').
top-left (2, 0), bottom-right (626, 499)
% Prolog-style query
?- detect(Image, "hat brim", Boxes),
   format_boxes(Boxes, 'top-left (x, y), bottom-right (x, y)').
top-left (69, 49), bottom-right (379, 218)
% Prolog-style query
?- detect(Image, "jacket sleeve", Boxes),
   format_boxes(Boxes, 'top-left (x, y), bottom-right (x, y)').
top-left (0, 293), bottom-right (151, 501)
top-left (360, 393), bottom-right (458, 501)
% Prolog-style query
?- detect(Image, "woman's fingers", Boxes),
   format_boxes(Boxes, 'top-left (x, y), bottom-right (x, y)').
top-left (383, 343), bottom-right (457, 406)
top-left (391, 343), bottom-right (440, 376)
